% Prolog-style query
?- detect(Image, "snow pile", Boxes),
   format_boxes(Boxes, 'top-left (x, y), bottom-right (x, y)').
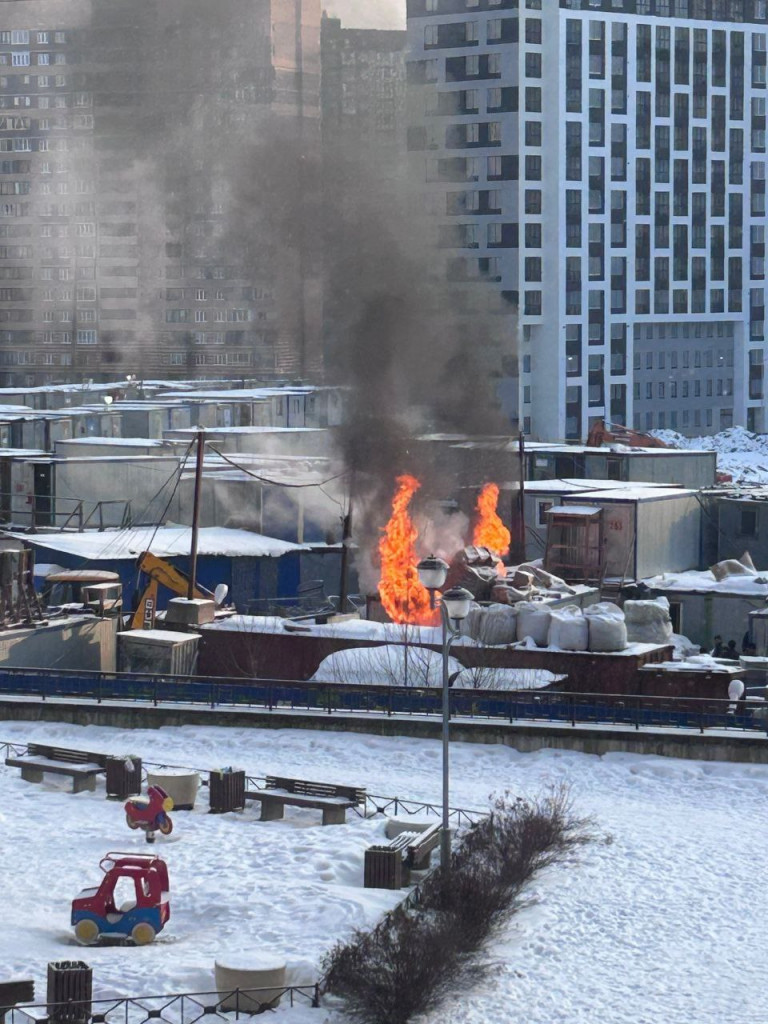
top-left (452, 666), bottom-right (562, 690)
top-left (644, 569), bottom-right (768, 596)
top-left (670, 632), bottom-right (701, 660)
top-left (652, 425), bottom-right (768, 484)
top-left (311, 644), bottom-right (464, 686)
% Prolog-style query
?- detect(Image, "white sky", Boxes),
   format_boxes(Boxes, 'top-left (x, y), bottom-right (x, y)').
top-left (323, 0), bottom-right (406, 30)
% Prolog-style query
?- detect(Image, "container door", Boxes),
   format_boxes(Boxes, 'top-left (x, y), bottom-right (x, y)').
top-left (33, 463), bottom-right (53, 527)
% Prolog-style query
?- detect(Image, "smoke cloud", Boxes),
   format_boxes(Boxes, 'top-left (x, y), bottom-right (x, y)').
top-left (227, 93), bottom-right (517, 591)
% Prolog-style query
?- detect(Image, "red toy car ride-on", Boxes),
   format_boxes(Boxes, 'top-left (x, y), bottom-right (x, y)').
top-left (125, 786), bottom-right (174, 837)
top-left (71, 853), bottom-right (170, 946)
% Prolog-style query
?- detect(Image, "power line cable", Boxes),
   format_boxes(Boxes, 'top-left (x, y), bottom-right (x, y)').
top-left (206, 443), bottom-right (348, 489)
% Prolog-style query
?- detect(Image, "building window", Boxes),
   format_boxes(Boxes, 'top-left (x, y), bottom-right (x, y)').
top-left (525, 87), bottom-right (541, 112)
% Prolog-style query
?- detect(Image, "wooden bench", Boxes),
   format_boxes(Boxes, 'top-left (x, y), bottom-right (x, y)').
top-left (364, 823), bottom-right (443, 889)
top-left (0, 978), bottom-right (34, 1024)
top-left (245, 775), bottom-right (366, 826)
top-left (5, 743), bottom-right (108, 793)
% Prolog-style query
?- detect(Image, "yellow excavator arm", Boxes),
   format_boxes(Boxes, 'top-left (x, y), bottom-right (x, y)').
top-left (129, 551), bottom-right (213, 630)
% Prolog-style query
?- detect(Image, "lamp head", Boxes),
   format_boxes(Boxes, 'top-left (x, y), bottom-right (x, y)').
top-left (416, 554), bottom-right (449, 591)
top-left (441, 585), bottom-right (473, 622)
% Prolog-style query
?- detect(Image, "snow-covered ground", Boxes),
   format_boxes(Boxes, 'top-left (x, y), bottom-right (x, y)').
top-left (653, 425), bottom-right (768, 485)
top-left (2, 718), bottom-right (767, 1024)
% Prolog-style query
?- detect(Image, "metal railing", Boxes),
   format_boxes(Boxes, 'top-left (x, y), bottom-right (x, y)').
top-left (0, 744), bottom-right (488, 828)
top-left (3, 986), bottom-right (320, 1024)
top-left (0, 665), bottom-right (764, 736)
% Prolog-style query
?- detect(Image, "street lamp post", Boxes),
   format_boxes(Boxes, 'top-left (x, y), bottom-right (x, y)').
top-left (416, 556), bottom-right (472, 873)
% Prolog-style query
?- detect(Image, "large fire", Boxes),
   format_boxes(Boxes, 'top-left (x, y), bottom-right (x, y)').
top-left (472, 482), bottom-right (511, 557)
top-left (378, 474), bottom-right (439, 626)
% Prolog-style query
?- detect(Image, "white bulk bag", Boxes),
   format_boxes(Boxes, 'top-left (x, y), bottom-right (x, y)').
top-left (623, 596), bottom-right (673, 645)
top-left (516, 601), bottom-right (552, 647)
top-left (476, 603), bottom-right (519, 646)
top-left (584, 602), bottom-right (628, 652)
top-left (547, 605), bottom-right (588, 651)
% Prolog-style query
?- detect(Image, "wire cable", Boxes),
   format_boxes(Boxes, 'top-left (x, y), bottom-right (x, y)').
top-left (206, 443), bottom-right (349, 489)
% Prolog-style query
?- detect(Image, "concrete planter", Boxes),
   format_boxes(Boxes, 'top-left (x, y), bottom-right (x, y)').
top-left (146, 769), bottom-right (200, 811)
top-left (215, 953), bottom-right (286, 1012)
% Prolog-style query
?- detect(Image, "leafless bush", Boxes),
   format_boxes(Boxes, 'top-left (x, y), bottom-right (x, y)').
top-left (321, 786), bottom-right (596, 1023)
top-left (322, 905), bottom-right (456, 1024)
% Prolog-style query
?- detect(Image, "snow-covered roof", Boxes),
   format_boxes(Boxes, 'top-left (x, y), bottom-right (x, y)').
top-left (525, 441), bottom-right (714, 457)
top-left (565, 487), bottom-right (695, 502)
top-left (6, 525), bottom-right (308, 560)
top-left (160, 387), bottom-right (316, 401)
top-left (644, 568), bottom-right (768, 597)
top-left (119, 628), bottom-right (200, 644)
top-left (547, 505), bottom-right (602, 516)
top-left (525, 479), bottom-right (685, 495)
top-left (167, 426), bottom-right (324, 435)
top-left (56, 436), bottom-right (165, 448)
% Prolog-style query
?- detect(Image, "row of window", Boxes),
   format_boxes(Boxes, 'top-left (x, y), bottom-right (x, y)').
top-left (167, 352), bottom-right (252, 365)
top-left (165, 309), bottom-right (262, 323)
top-left (2, 95), bottom-right (85, 109)
top-left (634, 378), bottom-right (733, 399)
top-left (0, 53), bottom-right (66, 67)
top-left (562, 0), bottom-right (765, 28)
top-left (0, 32), bottom-right (66, 45)
top-left (634, 409), bottom-right (721, 432)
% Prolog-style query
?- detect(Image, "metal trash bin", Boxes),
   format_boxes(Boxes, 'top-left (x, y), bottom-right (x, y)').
top-left (105, 756), bottom-right (142, 800)
top-left (209, 769), bottom-right (245, 813)
top-left (47, 962), bottom-right (92, 1024)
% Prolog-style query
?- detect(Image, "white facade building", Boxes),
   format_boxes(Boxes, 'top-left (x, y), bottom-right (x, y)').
top-left (407, 0), bottom-right (768, 440)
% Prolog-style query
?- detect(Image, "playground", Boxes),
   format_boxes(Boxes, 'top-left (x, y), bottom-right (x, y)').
top-left (1, 718), bottom-right (766, 1024)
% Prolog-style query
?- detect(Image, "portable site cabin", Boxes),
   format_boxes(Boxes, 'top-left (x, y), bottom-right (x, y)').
top-left (525, 443), bottom-right (717, 490)
top-left (642, 568), bottom-right (768, 650)
top-left (15, 525), bottom-right (309, 613)
top-left (117, 403), bottom-right (192, 439)
top-left (8, 454), bottom-right (184, 530)
top-left (545, 488), bottom-right (701, 583)
top-left (523, 479), bottom-right (681, 562)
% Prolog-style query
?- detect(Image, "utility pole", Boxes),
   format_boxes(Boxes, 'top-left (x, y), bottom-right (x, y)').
top-left (517, 431), bottom-right (526, 562)
top-left (510, 431), bottom-right (526, 563)
top-left (188, 428), bottom-right (205, 599)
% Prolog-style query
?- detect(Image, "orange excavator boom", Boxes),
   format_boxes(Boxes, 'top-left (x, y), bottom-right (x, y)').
top-left (129, 551), bottom-right (213, 630)
top-left (586, 418), bottom-right (672, 449)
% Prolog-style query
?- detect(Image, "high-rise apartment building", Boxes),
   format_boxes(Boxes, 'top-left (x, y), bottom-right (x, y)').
top-left (0, 0), bottom-right (322, 387)
top-left (321, 15), bottom-right (407, 175)
top-left (407, 0), bottom-right (768, 439)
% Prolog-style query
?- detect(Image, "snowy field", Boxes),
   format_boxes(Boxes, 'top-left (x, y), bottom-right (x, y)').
top-left (2, 718), bottom-right (767, 1024)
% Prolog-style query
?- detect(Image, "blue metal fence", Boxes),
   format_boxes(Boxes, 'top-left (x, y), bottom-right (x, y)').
top-left (0, 665), bottom-right (763, 735)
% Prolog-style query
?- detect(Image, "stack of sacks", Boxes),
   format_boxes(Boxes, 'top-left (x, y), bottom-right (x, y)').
top-left (547, 604), bottom-right (588, 651)
top-left (516, 601), bottom-right (552, 646)
top-left (623, 595), bottom-right (674, 645)
top-left (583, 602), bottom-right (628, 652)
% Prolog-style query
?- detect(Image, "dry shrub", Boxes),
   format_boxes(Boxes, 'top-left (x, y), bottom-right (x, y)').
top-left (321, 785), bottom-right (596, 1024)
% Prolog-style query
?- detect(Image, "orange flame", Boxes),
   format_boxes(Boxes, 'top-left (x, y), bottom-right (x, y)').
top-left (378, 475), bottom-right (438, 626)
top-left (472, 482), bottom-right (511, 557)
